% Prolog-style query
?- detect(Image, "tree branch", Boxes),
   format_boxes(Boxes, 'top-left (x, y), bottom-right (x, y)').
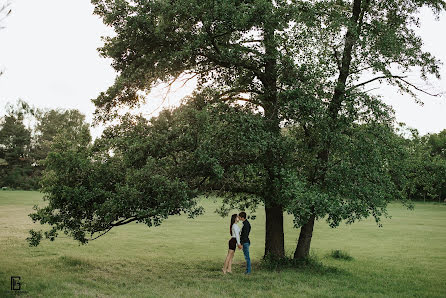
top-left (201, 51), bottom-right (265, 82)
top-left (398, 77), bottom-right (442, 97)
top-left (88, 226), bottom-right (113, 241)
top-left (333, 46), bottom-right (341, 71)
top-left (350, 59), bottom-right (407, 75)
top-left (328, 0), bottom-right (369, 120)
top-left (205, 26), bottom-right (222, 55)
top-left (111, 216), bottom-right (140, 227)
top-left (217, 88), bottom-right (264, 106)
top-left (213, 31), bottom-right (232, 39)
top-left (201, 28), bottom-right (265, 82)
top-left (219, 87), bottom-right (262, 96)
top-left (347, 75), bottom-right (407, 92)
top-left (141, 74), bottom-right (180, 118)
top-left (220, 96), bottom-right (259, 105)
top-left (240, 39), bottom-right (263, 44)
top-left (87, 215), bottom-right (141, 241)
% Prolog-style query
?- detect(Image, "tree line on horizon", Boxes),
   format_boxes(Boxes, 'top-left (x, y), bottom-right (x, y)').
top-left (1, 98), bottom-right (445, 202)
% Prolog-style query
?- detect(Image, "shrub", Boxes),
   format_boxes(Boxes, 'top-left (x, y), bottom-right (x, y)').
top-left (330, 250), bottom-right (353, 261)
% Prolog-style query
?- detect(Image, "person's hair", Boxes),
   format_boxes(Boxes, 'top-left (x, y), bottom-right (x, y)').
top-left (238, 212), bottom-right (247, 219)
top-left (230, 214), bottom-right (238, 235)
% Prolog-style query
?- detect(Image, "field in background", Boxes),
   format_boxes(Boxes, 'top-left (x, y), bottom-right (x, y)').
top-left (1, 191), bottom-right (445, 297)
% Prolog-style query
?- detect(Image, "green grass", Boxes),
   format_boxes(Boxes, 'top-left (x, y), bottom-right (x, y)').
top-left (1, 190), bottom-right (445, 297)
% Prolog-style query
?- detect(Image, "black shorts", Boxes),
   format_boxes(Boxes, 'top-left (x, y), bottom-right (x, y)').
top-left (228, 238), bottom-right (237, 250)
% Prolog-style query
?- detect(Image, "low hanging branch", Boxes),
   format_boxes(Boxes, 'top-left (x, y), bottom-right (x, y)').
top-left (88, 216), bottom-right (143, 241)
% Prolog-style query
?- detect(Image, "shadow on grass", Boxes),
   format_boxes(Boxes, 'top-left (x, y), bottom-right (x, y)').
top-left (157, 254), bottom-right (350, 278)
top-left (36, 253), bottom-right (350, 284)
top-left (259, 253), bottom-right (350, 276)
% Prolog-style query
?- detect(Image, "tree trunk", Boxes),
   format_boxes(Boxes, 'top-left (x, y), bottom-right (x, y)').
top-left (293, 214), bottom-right (315, 259)
top-left (261, 19), bottom-right (285, 259)
top-left (293, 0), bottom-right (369, 261)
top-left (264, 203), bottom-right (285, 258)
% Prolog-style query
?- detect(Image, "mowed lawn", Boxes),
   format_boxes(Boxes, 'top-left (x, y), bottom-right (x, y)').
top-left (1, 191), bottom-right (445, 297)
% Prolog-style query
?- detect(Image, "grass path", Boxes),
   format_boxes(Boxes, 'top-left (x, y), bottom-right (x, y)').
top-left (1, 191), bottom-right (445, 297)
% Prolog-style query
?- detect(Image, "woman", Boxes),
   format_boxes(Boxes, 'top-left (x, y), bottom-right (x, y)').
top-left (222, 213), bottom-right (241, 274)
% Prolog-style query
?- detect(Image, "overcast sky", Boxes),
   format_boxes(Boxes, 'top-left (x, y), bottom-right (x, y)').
top-left (0, 1), bottom-right (445, 138)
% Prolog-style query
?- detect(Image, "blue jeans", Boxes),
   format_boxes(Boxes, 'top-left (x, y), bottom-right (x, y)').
top-left (242, 243), bottom-right (251, 274)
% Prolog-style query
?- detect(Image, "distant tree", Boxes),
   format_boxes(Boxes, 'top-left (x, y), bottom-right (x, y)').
top-left (0, 100), bottom-right (35, 189)
top-left (427, 130), bottom-right (446, 201)
top-left (404, 130), bottom-right (446, 202)
top-left (33, 109), bottom-right (92, 163)
top-left (427, 130), bottom-right (446, 159)
top-left (0, 102), bottom-right (92, 190)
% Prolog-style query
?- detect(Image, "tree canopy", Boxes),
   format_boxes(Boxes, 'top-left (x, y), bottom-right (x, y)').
top-left (28, 0), bottom-right (445, 259)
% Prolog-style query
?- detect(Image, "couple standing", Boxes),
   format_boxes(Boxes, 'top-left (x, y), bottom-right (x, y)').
top-left (222, 212), bottom-right (251, 274)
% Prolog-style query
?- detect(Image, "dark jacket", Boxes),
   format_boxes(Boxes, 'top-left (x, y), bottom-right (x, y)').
top-left (240, 219), bottom-right (251, 244)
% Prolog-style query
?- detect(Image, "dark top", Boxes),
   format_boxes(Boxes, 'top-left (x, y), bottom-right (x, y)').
top-left (240, 219), bottom-right (251, 244)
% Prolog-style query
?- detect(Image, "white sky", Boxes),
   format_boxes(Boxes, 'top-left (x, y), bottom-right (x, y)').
top-left (0, 1), bottom-right (445, 138)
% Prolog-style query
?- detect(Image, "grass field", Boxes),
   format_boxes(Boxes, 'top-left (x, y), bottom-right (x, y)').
top-left (1, 191), bottom-right (445, 297)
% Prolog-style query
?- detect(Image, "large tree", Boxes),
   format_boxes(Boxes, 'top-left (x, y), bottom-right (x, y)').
top-left (92, 0), bottom-right (445, 258)
top-left (282, 0), bottom-right (445, 258)
top-left (90, 0), bottom-right (304, 257)
top-left (29, 0), bottom-right (445, 259)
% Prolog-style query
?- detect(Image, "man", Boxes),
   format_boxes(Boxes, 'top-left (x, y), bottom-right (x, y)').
top-left (238, 211), bottom-right (251, 274)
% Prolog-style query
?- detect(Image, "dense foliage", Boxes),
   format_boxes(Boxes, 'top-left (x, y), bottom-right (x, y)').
top-left (0, 101), bottom-right (35, 189)
top-left (404, 129), bottom-right (446, 203)
top-left (28, 95), bottom-right (268, 244)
